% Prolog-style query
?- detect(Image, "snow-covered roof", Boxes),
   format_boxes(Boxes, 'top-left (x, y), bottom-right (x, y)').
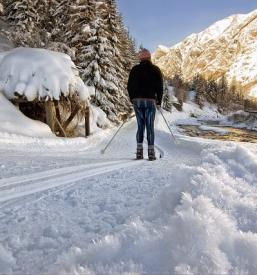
top-left (0, 47), bottom-right (89, 101)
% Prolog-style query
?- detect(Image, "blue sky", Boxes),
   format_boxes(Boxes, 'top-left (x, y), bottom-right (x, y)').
top-left (116, 0), bottom-right (257, 52)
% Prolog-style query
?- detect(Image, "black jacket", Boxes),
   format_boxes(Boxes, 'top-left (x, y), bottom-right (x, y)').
top-left (127, 60), bottom-right (163, 105)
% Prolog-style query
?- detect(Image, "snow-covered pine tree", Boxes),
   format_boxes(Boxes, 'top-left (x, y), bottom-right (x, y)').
top-left (65, 0), bottom-right (100, 95)
top-left (229, 77), bottom-right (244, 104)
top-left (162, 81), bottom-right (172, 112)
top-left (33, 0), bottom-right (54, 46)
top-left (66, 0), bottom-right (133, 122)
top-left (0, 0), bottom-right (3, 14)
top-left (217, 75), bottom-right (230, 112)
top-left (194, 74), bottom-right (206, 109)
top-left (4, 0), bottom-right (40, 46)
top-left (44, 0), bottom-right (75, 57)
top-left (116, 12), bottom-right (137, 77)
top-left (104, 0), bottom-right (133, 113)
top-left (4, 0), bottom-right (136, 123)
top-left (206, 79), bottom-right (219, 104)
top-left (92, 1), bottom-right (126, 121)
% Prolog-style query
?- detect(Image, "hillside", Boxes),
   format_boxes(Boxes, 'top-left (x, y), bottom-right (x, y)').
top-left (153, 9), bottom-right (257, 97)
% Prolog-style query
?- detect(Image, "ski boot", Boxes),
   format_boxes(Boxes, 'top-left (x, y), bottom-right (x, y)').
top-left (148, 148), bottom-right (156, 161)
top-left (136, 148), bottom-right (143, 160)
top-left (136, 144), bottom-right (143, 160)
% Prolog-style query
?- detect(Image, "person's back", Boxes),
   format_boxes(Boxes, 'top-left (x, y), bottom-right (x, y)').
top-left (128, 59), bottom-right (163, 105)
top-left (127, 48), bottom-right (163, 161)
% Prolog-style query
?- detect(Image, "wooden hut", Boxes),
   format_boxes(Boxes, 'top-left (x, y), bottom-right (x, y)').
top-left (0, 47), bottom-right (90, 137)
top-left (11, 95), bottom-right (90, 138)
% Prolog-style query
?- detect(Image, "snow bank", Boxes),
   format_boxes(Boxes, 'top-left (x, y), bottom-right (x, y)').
top-left (0, 93), bottom-right (54, 137)
top-left (0, 47), bottom-right (89, 101)
top-left (50, 143), bottom-right (257, 274)
top-left (170, 101), bottom-right (222, 127)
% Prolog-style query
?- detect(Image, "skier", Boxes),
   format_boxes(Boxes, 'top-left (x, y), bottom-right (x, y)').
top-left (128, 48), bottom-right (163, 161)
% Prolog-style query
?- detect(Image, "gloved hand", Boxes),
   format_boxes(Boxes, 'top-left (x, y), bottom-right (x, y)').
top-left (120, 113), bottom-right (129, 121)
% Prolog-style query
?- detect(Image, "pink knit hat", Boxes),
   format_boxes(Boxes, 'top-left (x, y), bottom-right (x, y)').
top-left (138, 48), bottom-right (151, 60)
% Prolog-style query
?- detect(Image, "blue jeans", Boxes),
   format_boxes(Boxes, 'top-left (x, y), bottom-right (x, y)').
top-left (133, 99), bottom-right (156, 147)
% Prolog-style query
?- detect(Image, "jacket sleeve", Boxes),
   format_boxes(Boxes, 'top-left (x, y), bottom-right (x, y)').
top-left (127, 66), bottom-right (136, 102)
top-left (155, 67), bottom-right (164, 106)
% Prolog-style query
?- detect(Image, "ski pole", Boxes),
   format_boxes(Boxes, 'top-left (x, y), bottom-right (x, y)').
top-left (100, 121), bottom-right (127, 154)
top-left (100, 114), bottom-right (135, 154)
top-left (159, 108), bottom-right (179, 145)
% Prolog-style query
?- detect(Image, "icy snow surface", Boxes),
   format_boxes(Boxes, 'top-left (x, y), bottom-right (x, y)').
top-left (1, 101), bottom-right (257, 274)
top-left (199, 125), bottom-right (229, 135)
top-left (0, 48), bottom-right (89, 101)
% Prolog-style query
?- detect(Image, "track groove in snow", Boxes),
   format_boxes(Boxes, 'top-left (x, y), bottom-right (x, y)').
top-left (0, 159), bottom-right (142, 203)
top-left (0, 160), bottom-right (126, 189)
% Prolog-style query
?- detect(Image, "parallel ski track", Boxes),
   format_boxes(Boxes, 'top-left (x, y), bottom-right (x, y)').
top-left (0, 159), bottom-right (141, 204)
top-left (0, 160), bottom-right (125, 189)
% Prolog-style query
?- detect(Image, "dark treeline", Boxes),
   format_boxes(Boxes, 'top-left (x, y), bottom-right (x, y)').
top-left (165, 74), bottom-right (245, 113)
top-left (2, 0), bottom-right (137, 122)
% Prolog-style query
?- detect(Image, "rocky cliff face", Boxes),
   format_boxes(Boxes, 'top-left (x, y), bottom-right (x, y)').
top-left (153, 9), bottom-right (257, 97)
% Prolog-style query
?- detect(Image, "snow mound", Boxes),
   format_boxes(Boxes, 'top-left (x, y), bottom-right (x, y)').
top-left (0, 93), bottom-right (54, 137)
top-left (0, 48), bottom-right (89, 101)
top-left (50, 144), bottom-right (257, 274)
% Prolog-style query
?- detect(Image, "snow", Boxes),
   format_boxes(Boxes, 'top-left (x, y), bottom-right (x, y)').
top-left (199, 125), bottom-right (229, 135)
top-left (220, 111), bottom-right (257, 131)
top-left (0, 47), bottom-right (89, 101)
top-left (156, 45), bottom-right (170, 53)
top-left (197, 16), bottom-right (233, 43)
top-left (153, 9), bottom-right (257, 97)
top-left (1, 97), bottom-right (257, 274)
top-left (0, 93), bottom-right (54, 137)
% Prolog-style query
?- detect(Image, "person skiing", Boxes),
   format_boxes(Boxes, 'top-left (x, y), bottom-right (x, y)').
top-left (128, 48), bottom-right (163, 161)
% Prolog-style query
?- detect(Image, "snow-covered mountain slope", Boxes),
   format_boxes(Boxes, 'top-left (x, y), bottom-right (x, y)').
top-left (153, 9), bottom-right (257, 96)
top-left (0, 93), bottom-right (53, 137)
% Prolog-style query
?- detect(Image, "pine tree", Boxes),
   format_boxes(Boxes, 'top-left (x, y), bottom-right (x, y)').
top-left (65, 0), bottom-right (133, 122)
top-left (44, 0), bottom-right (76, 57)
top-left (229, 77), bottom-right (244, 104)
top-left (4, 0), bottom-right (40, 46)
top-left (0, 1), bottom-right (3, 14)
top-left (118, 18), bottom-right (137, 70)
top-left (172, 75), bottom-right (185, 104)
top-left (193, 74), bottom-right (206, 108)
top-left (162, 81), bottom-right (172, 112)
top-left (3, 0), bottom-right (136, 123)
top-left (215, 75), bottom-right (230, 112)
top-left (206, 79), bottom-right (219, 104)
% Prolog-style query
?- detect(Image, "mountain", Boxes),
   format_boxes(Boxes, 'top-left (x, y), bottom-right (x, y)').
top-left (153, 9), bottom-right (257, 97)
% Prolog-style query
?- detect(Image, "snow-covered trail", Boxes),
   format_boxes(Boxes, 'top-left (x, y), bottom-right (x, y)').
top-left (0, 115), bottom-right (202, 211)
top-left (1, 114), bottom-right (257, 274)
top-left (0, 115), bottom-right (201, 273)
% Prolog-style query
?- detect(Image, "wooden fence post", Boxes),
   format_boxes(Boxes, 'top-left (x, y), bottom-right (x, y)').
top-left (45, 101), bottom-right (56, 132)
top-left (85, 106), bottom-right (90, 137)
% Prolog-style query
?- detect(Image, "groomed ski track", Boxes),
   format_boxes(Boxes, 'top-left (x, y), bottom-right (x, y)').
top-left (0, 115), bottom-right (205, 273)
top-left (0, 116), bottom-right (200, 206)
